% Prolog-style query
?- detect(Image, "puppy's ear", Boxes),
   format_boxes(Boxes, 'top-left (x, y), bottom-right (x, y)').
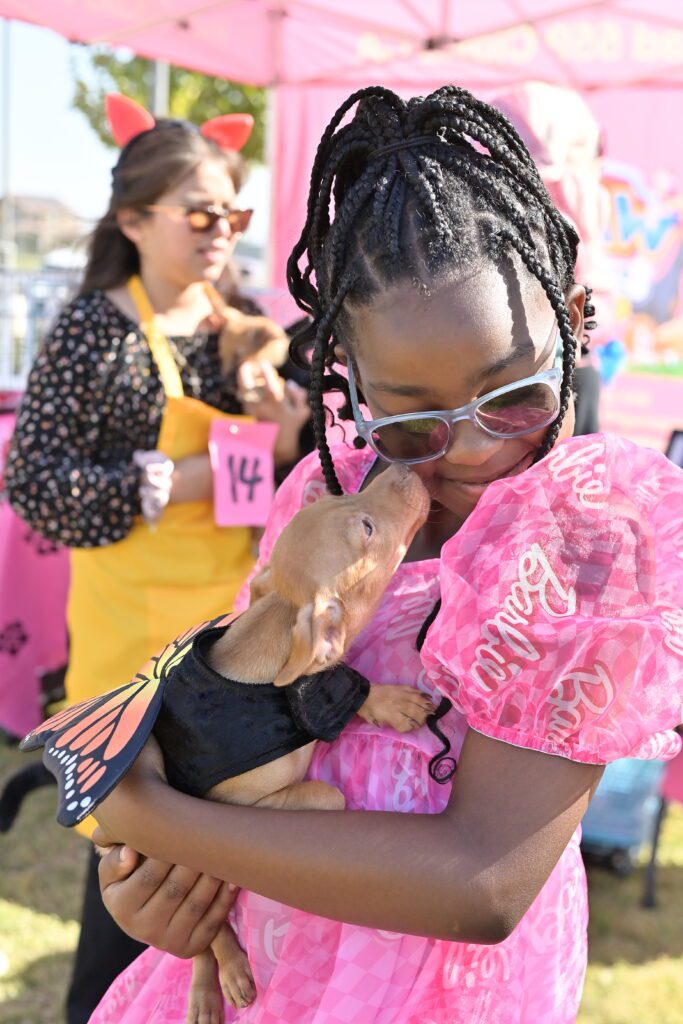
top-left (248, 566), bottom-right (273, 605)
top-left (273, 596), bottom-right (347, 686)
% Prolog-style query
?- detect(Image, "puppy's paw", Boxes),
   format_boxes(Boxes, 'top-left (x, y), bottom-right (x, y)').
top-left (359, 685), bottom-right (436, 733)
top-left (186, 976), bottom-right (225, 1024)
top-left (218, 947), bottom-right (256, 1011)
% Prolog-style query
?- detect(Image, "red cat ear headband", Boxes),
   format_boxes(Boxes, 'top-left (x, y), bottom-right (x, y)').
top-left (106, 93), bottom-right (254, 154)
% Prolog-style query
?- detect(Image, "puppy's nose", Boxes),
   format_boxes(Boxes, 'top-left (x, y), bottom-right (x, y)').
top-left (384, 462), bottom-right (411, 486)
top-left (396, 464), bottom-right (418, 491)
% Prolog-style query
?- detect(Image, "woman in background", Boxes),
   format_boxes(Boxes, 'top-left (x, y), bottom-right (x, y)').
top-left (6, 96), bottom-right (310, 1024)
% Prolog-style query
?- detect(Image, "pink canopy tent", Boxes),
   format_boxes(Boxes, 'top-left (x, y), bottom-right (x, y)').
top-left (4, 0), bottom-right (683, 90)
top-left (3, 0), bottom-right (683, 285)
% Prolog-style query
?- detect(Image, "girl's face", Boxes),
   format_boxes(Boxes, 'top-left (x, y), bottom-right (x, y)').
top-left (345, 263), bottom-right (584, 522)
top-left (121, 159), bottom-right (241, 288)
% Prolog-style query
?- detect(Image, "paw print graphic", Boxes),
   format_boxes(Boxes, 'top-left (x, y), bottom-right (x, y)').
top-left (0, 621), bottom-right (28, 656)
top-left (22, 528), bottom-right (60, 556)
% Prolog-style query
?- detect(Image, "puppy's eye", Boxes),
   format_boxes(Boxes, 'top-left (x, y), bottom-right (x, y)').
top-left (362, 517), bottom-right (374, 537)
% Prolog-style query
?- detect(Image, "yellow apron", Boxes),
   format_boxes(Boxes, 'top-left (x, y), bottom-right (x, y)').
top-left (66, 274), bottom-right (254, 709)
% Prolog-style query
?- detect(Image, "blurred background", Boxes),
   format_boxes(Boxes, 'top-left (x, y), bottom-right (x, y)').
top-left (0, 3), bottom-right (682, 1022)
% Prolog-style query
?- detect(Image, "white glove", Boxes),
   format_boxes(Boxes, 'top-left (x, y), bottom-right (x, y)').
top-left (133, 450), bottom-right (175, 526)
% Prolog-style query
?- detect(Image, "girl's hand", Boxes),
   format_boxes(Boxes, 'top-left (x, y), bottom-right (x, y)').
top-left (237, 360), bottom-right (311, 466)
top-left (96, 845), bottom-right (237, 957)
top-left (92, 736), bottom-right (238, 956)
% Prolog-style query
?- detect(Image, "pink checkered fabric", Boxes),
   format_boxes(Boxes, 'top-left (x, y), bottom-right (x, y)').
top-left (421, 434), bottom-right (683, 765)
top-left (91, 435), bottom-right (682, 1024)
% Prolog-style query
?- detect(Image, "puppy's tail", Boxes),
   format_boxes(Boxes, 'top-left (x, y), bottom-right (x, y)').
top-left (0, 762), bottom-right (55, 833)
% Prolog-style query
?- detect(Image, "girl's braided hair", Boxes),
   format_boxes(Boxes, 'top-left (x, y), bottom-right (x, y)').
top-left (287, 85), bottom-right (596, 495)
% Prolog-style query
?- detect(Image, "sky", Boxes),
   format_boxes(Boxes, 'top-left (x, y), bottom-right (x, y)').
top-left (0, 19), bottom-right (270, 244)
top-left (1, 21), bottom-right (114, 223)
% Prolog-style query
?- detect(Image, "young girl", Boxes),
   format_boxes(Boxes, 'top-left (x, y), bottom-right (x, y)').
top-left (89, 86), bottom-right (683, 1024)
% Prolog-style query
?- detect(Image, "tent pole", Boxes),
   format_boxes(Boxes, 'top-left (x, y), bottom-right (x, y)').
top-left (151, 60), bottom-right (170, 116)
top-left (1, 18), bottom-right (14, 269)
top-left (265, 5), bottom-right (284, 291)
top-left (265, 84), bottom-right (278, 289)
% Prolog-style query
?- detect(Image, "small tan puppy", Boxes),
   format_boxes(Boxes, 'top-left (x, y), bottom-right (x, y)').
top-left (26, 463), bottom-right (431, 1023)
top-left (204, 284), bottom-right (311, 466)
top-left (203, 283), bottom-right (291, 375)
top-left (184, 463), bottom-right (431, 1022)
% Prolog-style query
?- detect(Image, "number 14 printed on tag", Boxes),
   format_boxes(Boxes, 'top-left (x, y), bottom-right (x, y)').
top-left (209, 419), bottom-right (280, 527)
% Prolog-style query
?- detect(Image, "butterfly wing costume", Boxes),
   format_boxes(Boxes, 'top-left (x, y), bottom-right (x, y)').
top-left (21, 615), bottom-right (372, 827)
top-left (20, 618), bottom-right (227, 826)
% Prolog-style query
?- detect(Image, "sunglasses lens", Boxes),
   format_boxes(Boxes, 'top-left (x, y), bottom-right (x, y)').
top-left (476, 382), bottom-right (558, 436)
top-left (228, 209), bottom-right (253, 233)
top-left (187, 209), bottom-right (215, 231)
top-left (370, 417), bottom-right (450, 462)
top-left (185, 207), bottom-right (253, 233)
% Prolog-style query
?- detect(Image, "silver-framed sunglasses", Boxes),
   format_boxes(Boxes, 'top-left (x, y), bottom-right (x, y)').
top-left (346, 330), bottom-right (564, 465)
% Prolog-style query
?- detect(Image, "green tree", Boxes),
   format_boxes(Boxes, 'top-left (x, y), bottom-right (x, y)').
top-left (70, 48), bottom-right (266, 162)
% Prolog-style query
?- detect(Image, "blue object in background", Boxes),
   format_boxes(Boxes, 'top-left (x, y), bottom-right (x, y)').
top-left (581, 758), bottom-right (666, 876)
top-left (594, 339), bottom-right (628, 385)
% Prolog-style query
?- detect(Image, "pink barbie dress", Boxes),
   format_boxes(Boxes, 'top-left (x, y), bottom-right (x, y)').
top-left (91, 434), bottom-right (683, 1024)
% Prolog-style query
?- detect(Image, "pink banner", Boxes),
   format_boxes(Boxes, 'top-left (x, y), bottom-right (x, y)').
top-left (600, 372), bottom-right (682, 452)
top-left (0, 415), bottom-right (70, 738)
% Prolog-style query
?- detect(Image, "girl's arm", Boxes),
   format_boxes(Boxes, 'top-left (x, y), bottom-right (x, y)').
top-left (94, 730), bottom-right (602, 949)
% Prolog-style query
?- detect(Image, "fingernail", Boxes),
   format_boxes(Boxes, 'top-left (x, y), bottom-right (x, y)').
top-left (228, 882), bottom-right (237, 891)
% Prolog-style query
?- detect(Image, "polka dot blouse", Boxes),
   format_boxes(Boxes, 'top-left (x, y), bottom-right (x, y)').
top-left (6, 290), bottom-right (241, 548)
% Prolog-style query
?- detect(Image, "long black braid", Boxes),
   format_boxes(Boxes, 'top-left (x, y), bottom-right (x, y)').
top-left (287, 85), bottom-right (595, 495)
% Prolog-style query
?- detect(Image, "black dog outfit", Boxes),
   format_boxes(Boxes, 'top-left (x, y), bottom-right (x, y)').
top-left (154, 622), bottom-right (371, 797)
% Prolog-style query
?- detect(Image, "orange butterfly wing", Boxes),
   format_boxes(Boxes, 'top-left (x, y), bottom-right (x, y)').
top-left (19, 614), bottom-right (233, 827)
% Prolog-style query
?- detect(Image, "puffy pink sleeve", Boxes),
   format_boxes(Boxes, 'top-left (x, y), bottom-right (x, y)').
top-left (421, 435), bottom-right (683, 765)
top-left (233, 445), bottom-right (361, 613)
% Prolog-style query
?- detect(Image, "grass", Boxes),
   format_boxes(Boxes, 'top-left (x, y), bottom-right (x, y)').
top-left (1, 743), bottom-right (682, 1023)
top-left (626, 364), bottom-right (683, 377)
top-left (0, 744), bottom-right (89, 1024)
top-left (578, 804), bottom-right (683, 1024)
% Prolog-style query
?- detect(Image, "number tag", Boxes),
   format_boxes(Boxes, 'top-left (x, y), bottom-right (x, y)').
top-left (209, 419), bottom-right (279, 527)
